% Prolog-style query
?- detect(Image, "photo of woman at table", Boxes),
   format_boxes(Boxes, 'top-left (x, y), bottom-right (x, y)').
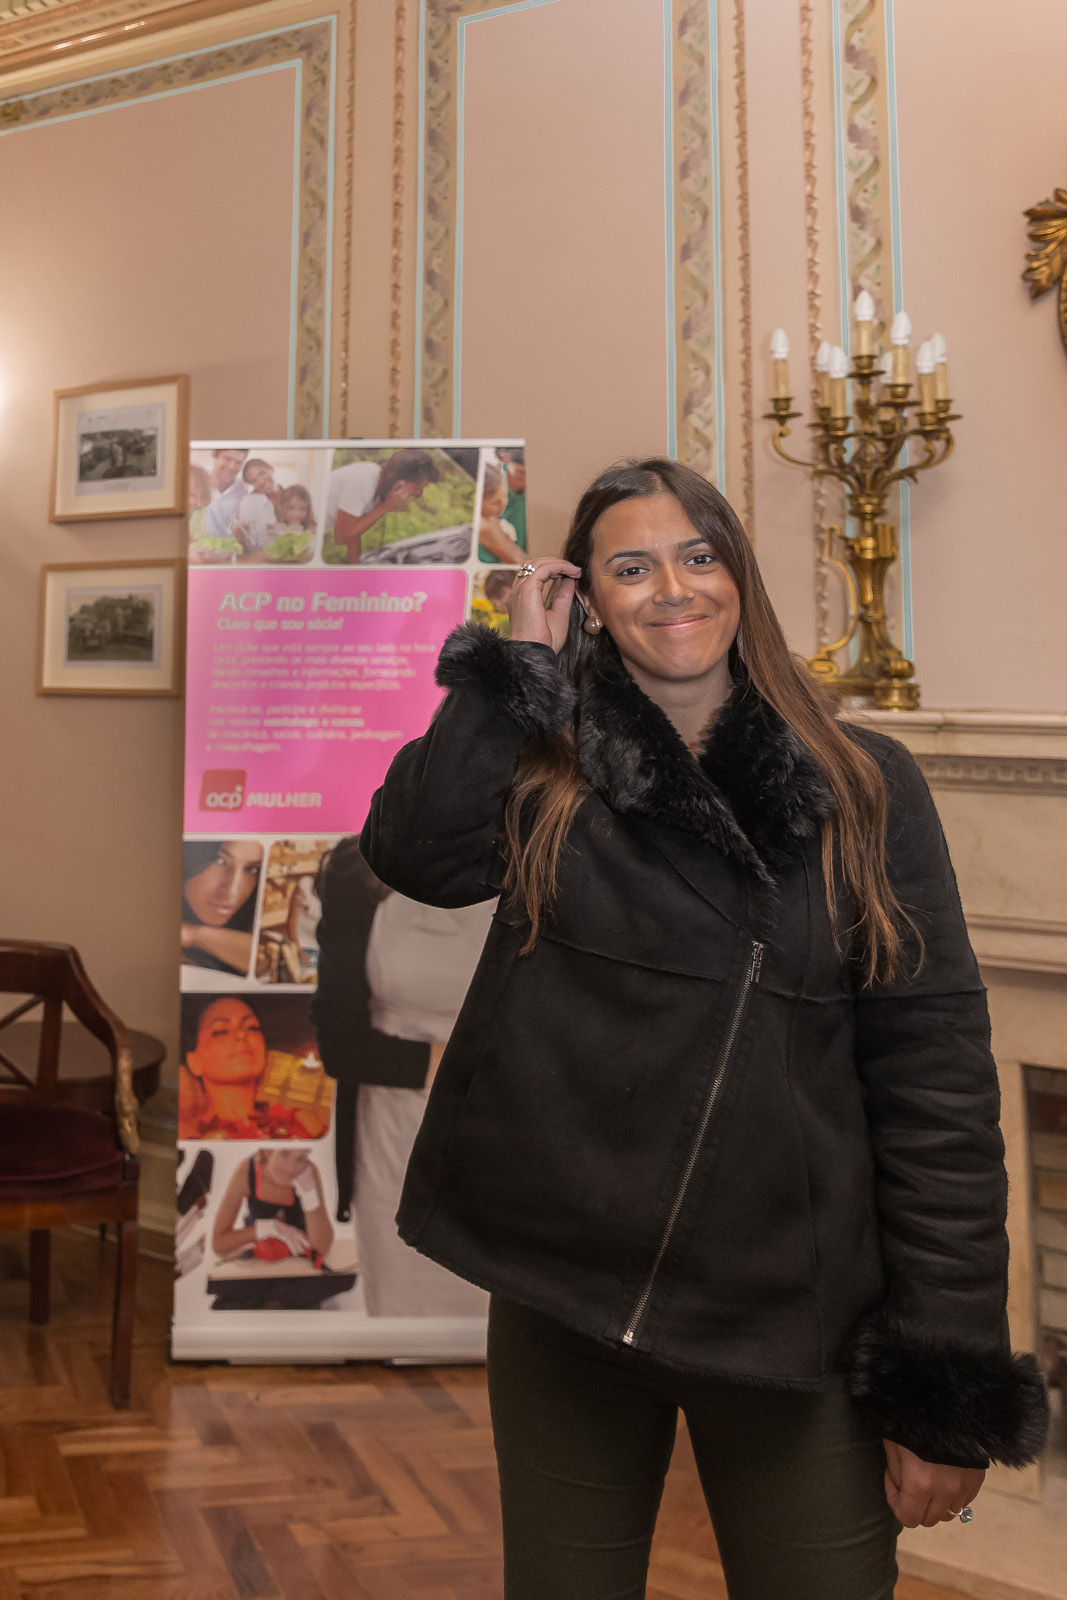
top-left (181, 840), bottom-right (263, 976)
top-left (204, 1147), bottom-right (355, 1311)
top-left (212, 1147), bottom-right (333, 1262)
top-left (178, 993), bottom-right (333, 1140)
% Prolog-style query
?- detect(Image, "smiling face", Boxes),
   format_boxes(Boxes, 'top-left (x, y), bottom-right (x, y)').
top-left (244, 461), bottom-right (276, 495)
top-left (185, 841), bottom-right (262, 927)
top-left (584, 493), bottom-right (741, 686)
top-left (187, 999), bottom-right (266, 1089)
top-left (211, 449), bottom-right (247, 490)
top-left (261, 1149), bottom-right (310, 1186)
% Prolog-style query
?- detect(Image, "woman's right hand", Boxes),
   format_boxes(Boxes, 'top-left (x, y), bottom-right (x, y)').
top-left (507, 557), bottom-right (582, 653)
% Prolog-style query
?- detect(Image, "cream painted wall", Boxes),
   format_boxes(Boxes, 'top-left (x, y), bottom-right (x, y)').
top-left (457, 0), bottom-right (670, 554)
top-left (0, 71), bottom-right (295, 1076)
top-left (893, 0), bottom-right (1067, 710)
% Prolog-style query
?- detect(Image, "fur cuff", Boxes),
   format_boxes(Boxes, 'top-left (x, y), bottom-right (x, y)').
top-left (848, 1313), bottom-right (1049, 1468)
top-left (435, 623), bottom-right (575, 738)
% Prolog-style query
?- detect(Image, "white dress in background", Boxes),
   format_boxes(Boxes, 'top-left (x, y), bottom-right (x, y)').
top-left (356, 894), bottom-right (496, 1317)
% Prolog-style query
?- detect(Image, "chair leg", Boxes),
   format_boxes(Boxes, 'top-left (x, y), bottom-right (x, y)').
top-left (29, 1231), bottom-right (50, 1325)
top-left (110, 1219), bottom-right (138, 1409)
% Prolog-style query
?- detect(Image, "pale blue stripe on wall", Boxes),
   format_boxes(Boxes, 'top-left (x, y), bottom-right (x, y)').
top-left (708, 0), bottom-right (725, 488)
top-left (287, 61), bottom-right (304, 437)
top-left (322, 14), bottom-right (338, 437)
top-left (414, 0), bottom-right (429, 436)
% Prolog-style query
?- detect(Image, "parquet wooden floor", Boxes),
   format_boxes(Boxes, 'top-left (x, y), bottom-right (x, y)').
top-left (0, 1229), bottom-right (972, 1600)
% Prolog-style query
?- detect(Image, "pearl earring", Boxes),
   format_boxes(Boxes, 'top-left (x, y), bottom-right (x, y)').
top-left (582, 615), bottom-right (602, 636)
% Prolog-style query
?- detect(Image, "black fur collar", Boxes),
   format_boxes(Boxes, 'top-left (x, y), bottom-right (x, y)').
top-left (576, 639), bottom-right (835, 889)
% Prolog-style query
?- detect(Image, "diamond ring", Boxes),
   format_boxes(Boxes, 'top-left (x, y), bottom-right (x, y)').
top-left (517, 562), bottom-right (536, 578)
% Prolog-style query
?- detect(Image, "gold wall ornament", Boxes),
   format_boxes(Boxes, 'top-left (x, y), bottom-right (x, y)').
top-left (1023, 189), bottom-right (1067, 359)
top-left (763, 307), bottom-right (958, 710)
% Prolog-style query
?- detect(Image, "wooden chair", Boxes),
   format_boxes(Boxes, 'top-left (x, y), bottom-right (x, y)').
top-left (0, 940), bottom-right (140, 1407)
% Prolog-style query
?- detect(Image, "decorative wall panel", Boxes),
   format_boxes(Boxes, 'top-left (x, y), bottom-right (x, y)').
top-left (0, 17), bottom-right (335, 437)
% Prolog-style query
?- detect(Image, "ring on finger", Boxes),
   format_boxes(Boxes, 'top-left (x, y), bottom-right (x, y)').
top-left (517, 562), bottom-right (536, 578)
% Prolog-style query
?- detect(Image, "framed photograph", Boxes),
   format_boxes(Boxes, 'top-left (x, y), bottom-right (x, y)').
top-left (38, 559), bottom-right (185, 696)
top-left (50, 375), bottom-right (189, 521)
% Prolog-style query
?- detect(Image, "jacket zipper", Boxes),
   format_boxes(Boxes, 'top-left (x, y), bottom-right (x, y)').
top-left (621, 938), bottom-right (764, 1348)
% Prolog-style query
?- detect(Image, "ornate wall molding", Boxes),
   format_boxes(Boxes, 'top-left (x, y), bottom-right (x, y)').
top-left (799, 0), bottom-right (832, 642)
top-left (731, 0), bottom-right (752, 529)
top-left (415, 0), bottom-right (730, 478)
top-left (389, 0), bottom-right (406, 437)
top-left (836, 0), bottom-right (890, 327)
top-left (669, 0), bottom-right (719, 480)
top-left (0, 0), bottom-right (266, 75)
top-left (337, 0), bottom-right (356, 438)
top-left (917, 755), bottom-right (1067, 796)
top-left (0, 19), bottom-right (335, 438)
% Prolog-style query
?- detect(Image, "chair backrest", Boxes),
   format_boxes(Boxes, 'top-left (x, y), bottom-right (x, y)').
top-left (0, 940), bottom-right (138, 1153)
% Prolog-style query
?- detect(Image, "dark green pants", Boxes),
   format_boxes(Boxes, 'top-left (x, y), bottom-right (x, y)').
top-left (487, 1298), bottom-right (898, 1600)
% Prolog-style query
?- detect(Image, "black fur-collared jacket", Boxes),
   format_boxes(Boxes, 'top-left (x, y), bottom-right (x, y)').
top-left (360, 624), bottom-right (1048, 1469)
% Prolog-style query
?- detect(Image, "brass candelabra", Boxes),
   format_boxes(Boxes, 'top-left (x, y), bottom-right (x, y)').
top-left (763, 305), bottom-right (959, 710)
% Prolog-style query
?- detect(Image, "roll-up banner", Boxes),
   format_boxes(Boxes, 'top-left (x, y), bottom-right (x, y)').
top-left (173, 439), bottom-right (527, 1361)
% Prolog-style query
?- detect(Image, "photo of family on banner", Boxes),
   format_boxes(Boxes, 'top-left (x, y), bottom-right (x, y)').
top-left (175, 438), bottom-right (526, 1363)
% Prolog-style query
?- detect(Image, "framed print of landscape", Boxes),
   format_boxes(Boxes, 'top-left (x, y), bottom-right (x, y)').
top-left (50, 375), bottom-right (189, 521)
top-left (38, 558), bottom-right (185, 696)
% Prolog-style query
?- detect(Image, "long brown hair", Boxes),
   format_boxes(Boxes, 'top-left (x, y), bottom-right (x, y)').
top-left (503, 457), bottom-right (911, 986)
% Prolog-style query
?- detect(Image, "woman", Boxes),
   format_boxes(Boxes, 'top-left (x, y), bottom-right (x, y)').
top-left (179, 995), bottom-right (328, 1140)
top-left (181, 840), bottom-right (262, 975)
top-left (212, 1148), bottom-right (333, 1264)
top-left (326, 448), bottom-right (441, 562)
top-left (361, 459), bottom-right (1048, 1600)
top-left (313, 840), bottom-right (493, 1317)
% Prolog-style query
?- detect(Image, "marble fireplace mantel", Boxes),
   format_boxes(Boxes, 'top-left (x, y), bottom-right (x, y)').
top-left (849, 707), bottom-right (1067, 1600)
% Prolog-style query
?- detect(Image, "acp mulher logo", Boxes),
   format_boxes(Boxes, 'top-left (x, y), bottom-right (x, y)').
top-left (199, 770), bottom-right (246, 812)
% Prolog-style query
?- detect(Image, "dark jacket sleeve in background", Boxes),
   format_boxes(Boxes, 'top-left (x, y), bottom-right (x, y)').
top-left (846, 737), bottom-right (1048, 1467)
top-left (360, 625), bottom-right (575, 906)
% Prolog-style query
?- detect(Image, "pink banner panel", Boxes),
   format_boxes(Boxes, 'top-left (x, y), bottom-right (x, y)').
top-left (183, 567), bottom-right (467, 835)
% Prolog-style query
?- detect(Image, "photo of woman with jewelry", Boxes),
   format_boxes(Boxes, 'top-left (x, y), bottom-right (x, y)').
top-left (360, 458), bottom-right (1048, 1600)
top-left (181, 839), bottom-right (263, 976)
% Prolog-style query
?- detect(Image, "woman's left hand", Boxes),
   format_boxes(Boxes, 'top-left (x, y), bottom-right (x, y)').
top-left (883, 1439), bottom-right (986, 1528)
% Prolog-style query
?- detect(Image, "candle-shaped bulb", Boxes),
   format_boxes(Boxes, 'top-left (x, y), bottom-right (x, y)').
top-left (853, 289), bottom-right (875, 356)
top-left (930, 331), bottom-right (949, 403)
top-left (829, 345), bottom-right (849, 419)
top-left (815, 339), bottom-right (832, 407)
top-left (890, 312), bottom-right (911, 383)
top-left (770, 328), bottom-right (790, 398)
top-left (916, 340), bottom-right (936, 414)
top-left (890, 311), bottom-right (912, 345)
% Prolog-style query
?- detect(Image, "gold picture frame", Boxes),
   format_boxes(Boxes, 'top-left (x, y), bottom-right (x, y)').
top-left (50, 374), bottom-right (189, 522)
top-left (38, 558), bottom-right (186, 697)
